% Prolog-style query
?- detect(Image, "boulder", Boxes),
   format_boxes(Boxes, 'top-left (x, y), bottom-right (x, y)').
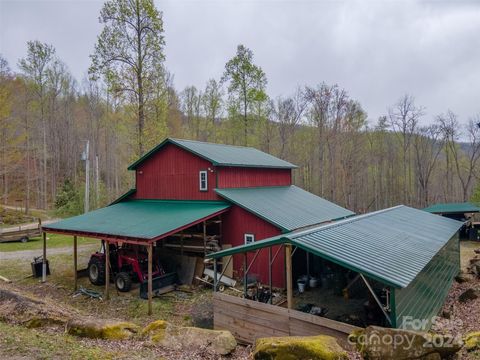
top-left (253, 335), bottom-right (348, 360)
top-left (142, 320), bottom-right (237, 355)
top-left (353, 326), bottom-right (462, 360)
top-left (464, 331), bottom-right (480, 351)
top-left (66, 318), bottom-right (140, 340)
top-left (459, 288), bottom-right (479, 303)
top-left (455, 273), bottom-right (474, 284)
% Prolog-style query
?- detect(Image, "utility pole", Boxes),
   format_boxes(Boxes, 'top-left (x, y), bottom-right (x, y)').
top-left (95, 154), bottom-right (99, 208)
top-left (82, 140), bottom-right (90, 213)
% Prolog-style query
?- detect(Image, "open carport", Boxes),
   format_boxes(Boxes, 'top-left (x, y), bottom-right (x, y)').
top-left (41, 199), bottom-right (230, 314)
top-left (207, 205), bottom-right (463, 344)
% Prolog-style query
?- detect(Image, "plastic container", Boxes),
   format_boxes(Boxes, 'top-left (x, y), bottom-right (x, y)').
top-left (297, 280), bottom-right (306, 293)
top-left (309, 277), bottom-right (318, 288)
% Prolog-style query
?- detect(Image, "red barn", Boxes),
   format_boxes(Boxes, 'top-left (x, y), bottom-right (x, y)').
top-left (44, 138), bottom-right (354, 289)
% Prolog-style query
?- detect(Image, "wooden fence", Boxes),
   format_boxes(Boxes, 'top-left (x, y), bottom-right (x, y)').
top-left (213, 292), bottom-right (361, 347)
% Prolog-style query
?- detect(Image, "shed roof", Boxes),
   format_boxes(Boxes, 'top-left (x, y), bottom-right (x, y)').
top-left (128, 138), bottom-right (297, 170)
top-left (43, 200), bottom-right (230, 241)
top-left (208, 205), bottom-right (463, 288)
top-left (215, 186), bottom-right (355, 232)
top-left (423, 202), bottom-right (480, 214)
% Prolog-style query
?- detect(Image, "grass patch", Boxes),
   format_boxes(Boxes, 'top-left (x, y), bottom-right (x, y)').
top-left (0, 249), bottom-right (194, 327)
top-left (0, 321), bottom-right (164, 359)
top-left (0, 233), bottom-right (97, 252)
top-left (0, 321), bottom-right (115, 359)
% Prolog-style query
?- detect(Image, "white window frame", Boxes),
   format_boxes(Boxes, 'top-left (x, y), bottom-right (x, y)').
top-left (199, 170), bottom-right (208, 191)
top-left (244, 233), bottom-right (255, 245)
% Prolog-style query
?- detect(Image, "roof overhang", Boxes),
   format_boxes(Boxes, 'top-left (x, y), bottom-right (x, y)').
top-left (43, 200), bottom-right (230, 244)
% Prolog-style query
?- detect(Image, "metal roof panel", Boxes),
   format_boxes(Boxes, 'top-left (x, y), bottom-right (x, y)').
top-left (215, 186), bottom-right (355, 231)
top-left (43, 200), bottom-right (230, 240)
top-left (423, 202), bottom-right (480, 214)
top-left (207, 205), bottom-right (462, 288)
top-left (128, 138), bottom-right (297, 170)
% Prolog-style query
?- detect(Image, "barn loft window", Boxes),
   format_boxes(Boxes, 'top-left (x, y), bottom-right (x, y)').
top-left (244, 233), bottom-right (255, 244)
top-left (199, 170), bottom-right (208, 191)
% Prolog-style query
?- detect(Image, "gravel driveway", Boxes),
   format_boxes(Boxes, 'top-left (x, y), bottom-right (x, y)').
top-left (0, 245), bottom-right (97, 261)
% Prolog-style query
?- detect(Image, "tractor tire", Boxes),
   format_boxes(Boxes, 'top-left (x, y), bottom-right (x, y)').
top-left (115, 272), bottom-right (132, 292)
top-left (88, 256), bottom-right (106, 285)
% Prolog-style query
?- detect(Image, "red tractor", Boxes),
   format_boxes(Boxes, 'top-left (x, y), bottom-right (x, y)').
top-left (87, 241), bottom-right (164, 292)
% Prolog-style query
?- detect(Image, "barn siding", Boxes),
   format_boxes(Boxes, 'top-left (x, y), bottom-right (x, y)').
top-left (134, 143), bottom-right (220, 200)
top-left (217, 167), bottom-right (291, 188)
top-left (221, 205), bottom-right (285, 287)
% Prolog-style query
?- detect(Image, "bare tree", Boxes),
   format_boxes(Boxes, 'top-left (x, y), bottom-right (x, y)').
top-left (388, 94), bottom-right (424, 204)
top-left (413, 124), bottom-right (443, 207)
top-left (439, 112), bottom-right (480, 202)
top-left (202, 79), bottom-right (223, 142)
top-left (274, 88), bottom-right (307, 159)
top-left (18, 41), bottom-right (56, 209)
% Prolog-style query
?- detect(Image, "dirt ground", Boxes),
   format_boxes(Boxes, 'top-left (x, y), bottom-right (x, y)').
top-left (0, 245), bottom-right (250, 359)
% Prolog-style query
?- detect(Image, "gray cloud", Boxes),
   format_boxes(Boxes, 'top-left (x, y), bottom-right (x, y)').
top-left (1, 0), bottom-right (479, 125)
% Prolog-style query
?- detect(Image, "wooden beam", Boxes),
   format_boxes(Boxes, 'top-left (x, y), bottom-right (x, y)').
top-left (268, 247), bottom-right (273, 304)
top-left (306, 251), bottom-right (310, 283)
top-left (73, 235), bottom-right (78, 291)
top-left (213, 258), bottom-right (218, 292)
top-left (285, 244), bottom-right (293, 310)
top-left (360, 274), bottom-right (392, 326)
top-left (203, 221), bottom-right (207, 256)
top-left (245, 249), bottom-right (261, 275)
top-left (105, 241), bottom-right (110, 300)
top-left (148, 243), bottom-right (153, 316)
top-left (42, 232), bottom-right (47, 283)
top-left (243, 253), bottom-right (247, 297)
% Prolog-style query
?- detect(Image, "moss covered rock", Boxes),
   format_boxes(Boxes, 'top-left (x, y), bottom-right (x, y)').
top-left (66, 319), bottom-right (140, 340)
top-left (352, 326), bottom-right (462, 360)
top-left (143, 320), bottom-right (236, 355)
top-left (464, 331), bottom-right (480, 351)
top-left (142, 320), bottom-right (168, 342)
top-left (253, 335), bottom-right (348, 360)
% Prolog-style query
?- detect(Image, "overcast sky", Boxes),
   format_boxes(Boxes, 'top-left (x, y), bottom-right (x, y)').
top-left (1, 0), bottom-right (479, 125)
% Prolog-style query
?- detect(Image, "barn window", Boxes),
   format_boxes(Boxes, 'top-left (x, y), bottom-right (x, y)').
top-left (199, 170), bottom-right (208, 191)
top-left (244, 233), bottom-right (255, 244)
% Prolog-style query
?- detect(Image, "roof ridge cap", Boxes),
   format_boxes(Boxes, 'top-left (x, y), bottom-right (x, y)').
top-left (170, 137), bottom-right (255, 150)
top-left (288, 205), bottom-right (404, 239)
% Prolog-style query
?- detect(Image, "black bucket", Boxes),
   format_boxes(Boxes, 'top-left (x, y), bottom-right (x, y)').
top-left (31, 256), bottom-right (50, 278)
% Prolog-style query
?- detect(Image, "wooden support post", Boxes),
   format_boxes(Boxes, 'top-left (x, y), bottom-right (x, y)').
top-left (180, 231), bottom-right (184, 257)
top-left (148, 243), bottom-right (153, 316)
top-left (213, 258), bottom-right (218, 292)
top-left (243, 252), bottom-right (247, 297)
top-left (42, 232), bottom-right (47, 283)
top-left (73, 235), bottom-right (78, 291)
top-left (360, 274), bottom-right (392, 326)
top-left (203, 221), bottom-right (207, 256)
top-left (105, 241), bottom-right (110, 300)
top-left (306, 251), bottom-right (310, 283)
top-left (268, 247), bottom-right (273, 304)
top-left (285, 244), bottom-right (293, 310)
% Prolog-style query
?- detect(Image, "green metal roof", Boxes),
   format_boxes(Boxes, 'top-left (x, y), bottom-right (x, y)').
top-left (423, 202), bottom-right (480, 214)
top-left (128, 138), bottom-right (297, 170)
top-left (208, 205), bottom-right (462, 288)
top-left (43, 200), bottom-right (230, 240)
top-left (215, 186), bottom-right (355, 231)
